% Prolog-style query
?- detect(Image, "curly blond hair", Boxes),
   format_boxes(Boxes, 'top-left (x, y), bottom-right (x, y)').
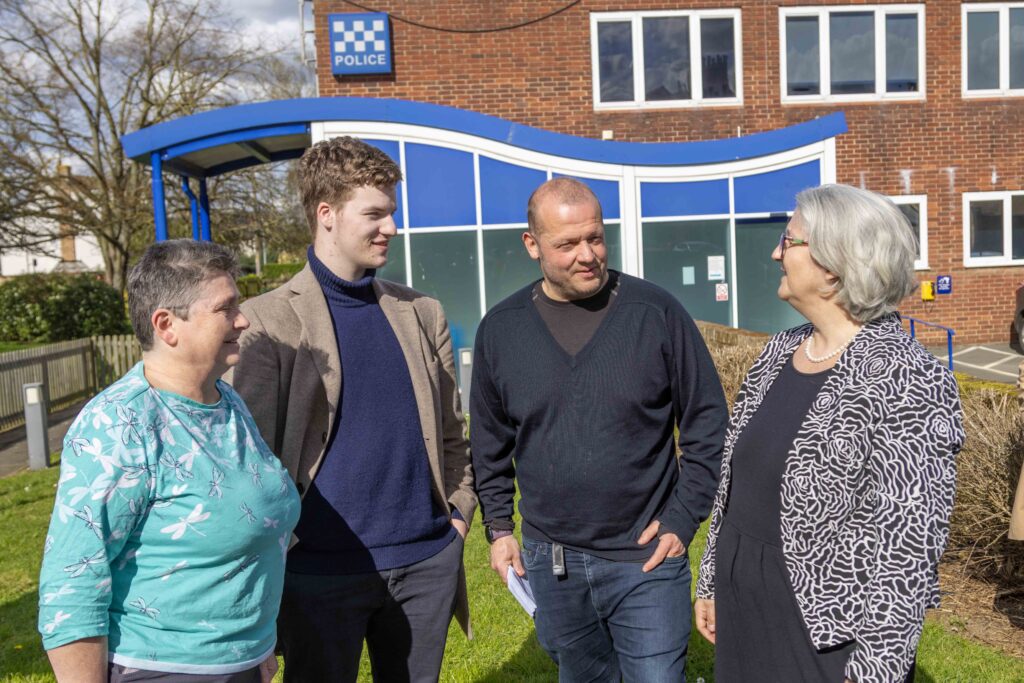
top-left (297, 136), bottom-right (402, 237)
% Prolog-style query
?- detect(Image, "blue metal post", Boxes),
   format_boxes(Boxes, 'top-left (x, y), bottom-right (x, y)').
top-left (198, 178), bottom-right (211, 241)
top-left (947, 330), bottom-right (955, 372)
top-left (180, 176), bottom-right (200, 240)
top-left (150, 151), bottom-right (168, 241)
top-left (909, 319), bottom-right (916, 338)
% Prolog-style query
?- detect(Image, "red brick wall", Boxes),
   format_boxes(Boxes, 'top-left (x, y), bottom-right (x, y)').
top-left (314, 0), bottom-right (1024, 344)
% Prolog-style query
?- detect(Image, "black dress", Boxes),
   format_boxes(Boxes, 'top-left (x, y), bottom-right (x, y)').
top-left (714, 356), bottom-right (858, 682)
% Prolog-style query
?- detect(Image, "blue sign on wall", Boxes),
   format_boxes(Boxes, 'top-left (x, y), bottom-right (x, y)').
top-left (936, 274), bottom-right (952, 294)
top-left (329, 13), bottom-right (392, 75)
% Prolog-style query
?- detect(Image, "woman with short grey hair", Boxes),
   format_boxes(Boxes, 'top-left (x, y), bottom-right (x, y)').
top-left (694, 184), bottom-right (964, 683)
top-left (38, 240), bottom-right (299, 683)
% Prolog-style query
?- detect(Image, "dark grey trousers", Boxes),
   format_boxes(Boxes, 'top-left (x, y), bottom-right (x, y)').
top-left (278, 535), bottom-right (463, 683)
top-left (107, 663), bottom-right (259, 682)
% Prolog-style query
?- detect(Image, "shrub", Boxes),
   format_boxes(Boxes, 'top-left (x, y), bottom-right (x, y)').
top-left (707, 338), bottom-right (764, 409)
top-left (0, 273), bottom-right (130, 342)
top-left (236, 273), bottom-right (264, 300)
top-left (948, 388), bottom-right (1024, 580)
top-left (261, 262), bottom-right (304, 281)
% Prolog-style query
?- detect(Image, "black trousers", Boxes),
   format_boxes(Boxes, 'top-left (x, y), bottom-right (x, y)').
top-left (278, 535), bottom-right (463, 683)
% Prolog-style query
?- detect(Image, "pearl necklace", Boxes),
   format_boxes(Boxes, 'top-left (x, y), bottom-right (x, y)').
top-left (804, 329), bottom-right (861, 363)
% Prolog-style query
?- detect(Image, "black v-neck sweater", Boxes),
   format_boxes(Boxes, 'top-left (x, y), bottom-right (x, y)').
top-left (470, 271), bottom-right (728, 560)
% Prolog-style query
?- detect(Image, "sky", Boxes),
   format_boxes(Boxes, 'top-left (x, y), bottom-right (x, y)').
top-left (219, 0), bottom-right (314, 57)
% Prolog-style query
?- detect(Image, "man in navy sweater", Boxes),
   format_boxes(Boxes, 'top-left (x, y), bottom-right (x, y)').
top-left (230, 137), bottom-right (476, 682)
top-left (471, 178), bottom-right (727, 682)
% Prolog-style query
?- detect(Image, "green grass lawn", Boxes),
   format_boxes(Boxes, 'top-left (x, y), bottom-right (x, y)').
top-left (2, 467), bottom-right (1023, 682)
top-left (0, 341), bottom-right (43, 354)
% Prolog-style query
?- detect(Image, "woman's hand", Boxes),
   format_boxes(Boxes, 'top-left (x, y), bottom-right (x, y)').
top-left (259, 652), bottom-right (279, 683)
top-left (694, 598), bottom-right (717, 644)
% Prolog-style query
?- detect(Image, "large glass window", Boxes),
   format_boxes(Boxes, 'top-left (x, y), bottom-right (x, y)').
top-left (886, 14), bottom-right (919, 92)
top-left (409, 231), bottom-right (481, 352)
top-left (642, 220), bottom-right (731, 325)
top-left (786, 17), bottom-right (820, 95)
top-left (963, 192), bottom-right (1024, 266)
top-left (377, 232), bottom-right (407, 284)
top-left (592, 10), bottom-right (742, 108)
top-left (830, 12), bottom-right (875, 94)
top-left (643, 16), bottom-right (690, 101)
top-left (963, 4), bottom-right (1024, 95)
top-left (598, 21), bottom-right (634, 103)
top-left (781, 6), bottom-right (924, 101)
top-left (483, 228), bottom-right (537, 309)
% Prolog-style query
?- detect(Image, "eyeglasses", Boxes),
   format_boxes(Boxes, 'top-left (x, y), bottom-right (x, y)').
top-left (778, 233), bottom-right (810, 257)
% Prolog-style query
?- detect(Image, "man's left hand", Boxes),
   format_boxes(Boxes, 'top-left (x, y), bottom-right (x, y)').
top-left (452, 518), bottom-right (468, 539)
top-left (638, 519), bottom-right (685, 572)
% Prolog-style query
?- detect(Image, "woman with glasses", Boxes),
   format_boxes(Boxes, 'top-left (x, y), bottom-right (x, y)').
top-left (694, 184), bottom-right (964, 683)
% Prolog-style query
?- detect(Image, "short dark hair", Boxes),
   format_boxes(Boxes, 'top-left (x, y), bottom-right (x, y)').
top-left (297, 136), bottom-right (403, 238)
top-left (127, 240), bottom-right (239, 350)
top-left (526, 177), bottom-right (603, 235)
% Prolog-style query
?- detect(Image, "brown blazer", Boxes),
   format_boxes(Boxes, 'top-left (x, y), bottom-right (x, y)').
top-left (226, 265), bottom-right (477, 634)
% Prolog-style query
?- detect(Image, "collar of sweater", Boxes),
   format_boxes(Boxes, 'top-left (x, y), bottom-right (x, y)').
top-left (308, 246), bottom-right (377, 307)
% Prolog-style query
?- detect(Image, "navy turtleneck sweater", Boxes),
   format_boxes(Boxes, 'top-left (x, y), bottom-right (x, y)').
top-left (288, 249), bottom-right (455, 575)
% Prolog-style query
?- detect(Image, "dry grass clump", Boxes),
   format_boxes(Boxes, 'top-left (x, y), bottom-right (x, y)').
top-left (948, 388), bottom-right (1024, 580)
top-left (707, 339), bottom-right (765, 409)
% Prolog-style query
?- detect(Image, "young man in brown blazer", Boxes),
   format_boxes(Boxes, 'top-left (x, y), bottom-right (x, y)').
top-left (228, 136), bottom-right (476, 683)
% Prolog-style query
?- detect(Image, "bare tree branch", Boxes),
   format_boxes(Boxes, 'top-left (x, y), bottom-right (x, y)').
top-left (0, 0), bottom-right (271, 289)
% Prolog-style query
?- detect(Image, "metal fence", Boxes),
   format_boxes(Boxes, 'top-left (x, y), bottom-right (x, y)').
top-left (0, 335), bottom-right (141, 433)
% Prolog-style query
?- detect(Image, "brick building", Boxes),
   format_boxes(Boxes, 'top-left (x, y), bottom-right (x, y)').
top-left (307, 0), bottom-right (1024, 345)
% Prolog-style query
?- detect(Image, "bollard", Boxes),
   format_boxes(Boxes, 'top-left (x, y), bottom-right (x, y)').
top-left (23, 382), bottom-right (50, 470)
top-left (458, 347), bottom-right (473, 412)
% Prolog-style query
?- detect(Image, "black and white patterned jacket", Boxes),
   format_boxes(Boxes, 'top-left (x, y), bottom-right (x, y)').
top-left (696, 314), bottom-right (964, 683)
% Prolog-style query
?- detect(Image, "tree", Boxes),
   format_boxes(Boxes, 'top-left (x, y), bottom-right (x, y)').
top-left (0, 0), bottom-right (264, 290)
top-left (200, 52), bottom-right (316, 272)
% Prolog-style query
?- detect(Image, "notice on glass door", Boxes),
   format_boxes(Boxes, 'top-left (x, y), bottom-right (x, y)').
top-left (715, 283), bottom-right (729, 302)
top-left (681, 266), bottom-right (695, 286)
top-left (707, 255), bottom-right (725, 281)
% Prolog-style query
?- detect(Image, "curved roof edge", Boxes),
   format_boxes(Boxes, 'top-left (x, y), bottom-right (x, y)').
top-left (121, 97), bottom-right (846, 168)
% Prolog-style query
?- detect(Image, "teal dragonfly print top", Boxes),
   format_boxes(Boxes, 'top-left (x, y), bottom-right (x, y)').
top-left (38, 363), bottom-right (300, 674)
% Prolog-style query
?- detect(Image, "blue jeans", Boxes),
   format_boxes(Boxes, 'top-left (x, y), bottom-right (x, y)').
top-left (522, 537), bottom-right (691, 683)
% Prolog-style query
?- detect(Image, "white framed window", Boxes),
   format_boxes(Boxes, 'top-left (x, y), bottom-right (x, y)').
top-left (779, 5), bottom-right (925, 103)
top-left (590, 10), bottom-right (743, 110)
top-left (962, 3), bottom-right (1024, 96)
top-left (962, 191), bottom-right (1024, 266)
top-left (890, 195), bottom-right (928, 270)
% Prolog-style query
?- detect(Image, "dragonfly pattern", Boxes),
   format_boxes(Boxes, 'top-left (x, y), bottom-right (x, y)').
top-left (129, 596), bottom-right (161, 620)
top-left (222, 554), bottom-right (260, 582)
top-left (239, 502), bottom-right (257, 524)
top-left (64, 549), bottom-right (105, 578)
top-left (208, 468), bottom-right (226, 498)
top-left (73, 505), bottom-right (104, 539)
top-left (159, 452), bottom-right (195, 482)
top-left (37, 363), bottom-right (299, 660)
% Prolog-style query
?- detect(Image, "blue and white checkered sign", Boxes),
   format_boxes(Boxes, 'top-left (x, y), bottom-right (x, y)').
top-left (329, 13), bottom-right (392, 75)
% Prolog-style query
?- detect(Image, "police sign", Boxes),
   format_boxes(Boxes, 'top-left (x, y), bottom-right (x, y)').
top-left (329, 13), bottom-right (392, 75)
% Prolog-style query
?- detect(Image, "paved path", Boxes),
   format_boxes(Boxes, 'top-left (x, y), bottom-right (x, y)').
top-left (0, 401), bottom-right (85, 478)
top-left (927, 342), bottom-right (1022, 385)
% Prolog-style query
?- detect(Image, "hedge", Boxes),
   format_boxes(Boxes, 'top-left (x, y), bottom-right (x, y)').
top-left (0, 273), bottom-right (130, 342)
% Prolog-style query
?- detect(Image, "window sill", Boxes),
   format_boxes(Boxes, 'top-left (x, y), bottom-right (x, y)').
top-left (594, 99), bottom-right (744, 112)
